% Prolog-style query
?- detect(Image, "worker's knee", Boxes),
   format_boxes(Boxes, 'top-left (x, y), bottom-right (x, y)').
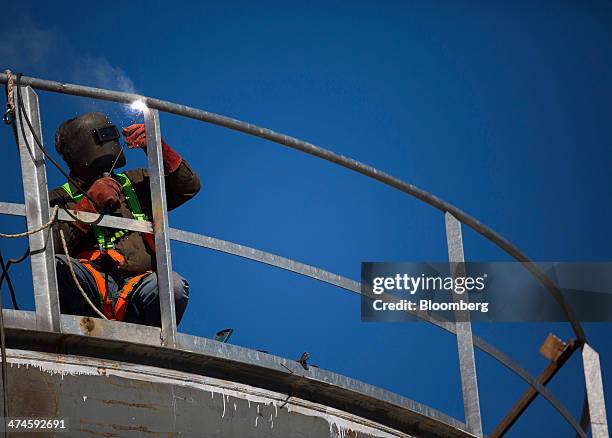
top-left (130, 272), bottom-right (189, 324)
top-left (54, 254), bottom-right (99, 316)
top-left (55, 254), bottom-right (85, 275)
top-left (55, 254), bottom-right (86, 284)
top-left (173, 273), bottom-right (189, 321)
top-left (55, 254), bottom-right (68, 270)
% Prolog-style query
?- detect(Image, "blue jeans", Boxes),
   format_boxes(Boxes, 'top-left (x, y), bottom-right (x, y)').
top-left (55, 255), bottom-right (189, 326)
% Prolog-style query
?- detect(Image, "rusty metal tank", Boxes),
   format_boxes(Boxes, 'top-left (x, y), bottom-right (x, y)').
top-left (2, 312), bottom-right (473, 438)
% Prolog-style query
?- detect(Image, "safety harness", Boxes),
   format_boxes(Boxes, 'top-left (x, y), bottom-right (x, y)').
top-left (61, 172), bottom-right (148, 250)
top-left (61, 172), bottom-right (153, 320)
top-left (78, 250), bottom-right (149, 320)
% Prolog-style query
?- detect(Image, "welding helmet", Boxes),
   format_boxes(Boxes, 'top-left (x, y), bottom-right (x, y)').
top-left (54, 112), bottom-right (125, 182)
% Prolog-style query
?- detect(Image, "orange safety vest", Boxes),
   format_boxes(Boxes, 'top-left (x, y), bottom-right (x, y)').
top-left (78, 249), bottom-right (151, 321)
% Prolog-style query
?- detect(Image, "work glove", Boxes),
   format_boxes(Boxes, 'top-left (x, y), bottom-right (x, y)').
top-left (87, 176), bottom-right (123, 212)
top-left (122, 124), bottom-right (183, 174)
top-left (73, 177), bottom-right (122, 214)
top-left (122, 123), bottom-right (148, 149)
top-left (68, 177), bottom-right (122, 233)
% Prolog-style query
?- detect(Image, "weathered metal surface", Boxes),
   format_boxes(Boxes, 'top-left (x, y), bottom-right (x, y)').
top-left (14, 85), bottom-right (61, 332)
top-left (582, 344), bottom-right (609, 438)
top-left (61, 314), bottom-right (162, 347)
top-left (4, 349), bottom-right (424, 438)
top-left (1, 310), bottom-right (37, 330)
top-left (0, 72), bottom-right (585, 342)
top-left (0, 309), bottom-right (587, 437)
top-left (0, 311), bottom-right (584, 437)
top-left (0, 332), bottom-right (472, 437)
top-left (445, 213), bottom-right (482, 437)
top-left (145, 108), bottom-right (177, 348)
top-left (5, 309), bottom-right (560, 435)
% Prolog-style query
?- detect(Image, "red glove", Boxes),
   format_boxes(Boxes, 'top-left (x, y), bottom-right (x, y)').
top-left (87, 177), bottom-right (123, 211)
top-left (122, 124), bottom-right (183, 174)
top-left (68, 177), bottom-right (122, 233)
top-left (122, 124), bottom-right (148, 149)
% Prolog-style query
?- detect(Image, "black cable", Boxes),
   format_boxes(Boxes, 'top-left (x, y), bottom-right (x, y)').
top-left (0, 248), bottom-right (25, 310)
top-left (0, 254), bottom-right (17, 311)
top-left (15, 74), bottom-right (103, 213)
top-left (0, 251), bottom-right (8, 435)
top-left (6, 248), bottom-right (29, 265)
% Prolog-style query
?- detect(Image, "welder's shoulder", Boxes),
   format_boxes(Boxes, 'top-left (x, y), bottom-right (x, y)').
top-left (123, 169), bottom-right (152, 202)
top-left (123, 168), bottom-right (147, 185)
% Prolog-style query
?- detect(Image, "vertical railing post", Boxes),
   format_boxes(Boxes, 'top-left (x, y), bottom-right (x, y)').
top-left (582, 343), bottom-right (609, 438)
top-left (14, 85), bottom-right (61, 332)
top-left (144, 108), bottom-right (177, 348)
top-left (445, 212), bottom-right (483, 436)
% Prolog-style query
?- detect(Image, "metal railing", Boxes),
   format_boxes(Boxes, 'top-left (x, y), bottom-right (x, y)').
top-left (0, 72), bottom-right (608, 437)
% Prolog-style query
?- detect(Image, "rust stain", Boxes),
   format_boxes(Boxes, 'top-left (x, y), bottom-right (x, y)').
top-left (80, 317), bottom-right (95, 334)
top-left (105, 377), bottom-right (151, 391)
top-left (111, 424), bottom-right (174, 435)
top-left (99, 399), bottom-right (160, 409)
top-left (8, 367), bottom-right (56, 418)
top-left (81, 419), bottom-right (173, 436)
top-left (37, 367), bottom-right (60, 417)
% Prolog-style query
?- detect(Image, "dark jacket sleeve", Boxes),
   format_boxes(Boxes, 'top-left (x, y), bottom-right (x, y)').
top-left (48, 188), bottom-right (90, 256)
top-left (126, 159), bottom-right (201, 212)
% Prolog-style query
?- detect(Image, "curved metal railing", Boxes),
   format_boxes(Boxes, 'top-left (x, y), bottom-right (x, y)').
top-left (0, 72), bottom-right (606, 437)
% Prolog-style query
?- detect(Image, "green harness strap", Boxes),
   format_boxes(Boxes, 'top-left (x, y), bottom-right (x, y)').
top-left (61, 173), bottom-right (148, 249)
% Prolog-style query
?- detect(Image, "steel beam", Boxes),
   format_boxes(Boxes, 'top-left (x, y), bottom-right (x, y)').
top-left (169, 227), bottom-right (361, 293)
top-left (445, 212), bottom-right (483, 437)
top-left (491, 340), bottom-right (580, 437)
top-left (144, 109), bottom-right (177, 348)
top-left (583, 344), bottom-right (609, 438)
top-left (0, 202), bottom-right (153, 233)
top-left (14, 85), bottom-right (61, 332)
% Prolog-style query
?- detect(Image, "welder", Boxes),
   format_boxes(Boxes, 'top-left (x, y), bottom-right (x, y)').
top-left (49, 112), bottom-right (200, 326)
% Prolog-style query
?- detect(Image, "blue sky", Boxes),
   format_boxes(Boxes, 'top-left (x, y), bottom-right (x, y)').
top-left (1, 1), bottom-right (611, 436)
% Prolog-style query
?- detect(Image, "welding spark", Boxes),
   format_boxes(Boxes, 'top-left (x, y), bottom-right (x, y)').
top-left (130, 99), bottom-right (148, 113)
